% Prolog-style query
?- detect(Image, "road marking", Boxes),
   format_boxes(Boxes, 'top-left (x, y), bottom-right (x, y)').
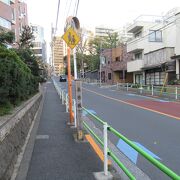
top-left (117, 139), bottom-right (161, 164)
top-left (82, 87), bottom-right (180, 120)
top-left (85, 134), bottom-right (111, 165)
top-left (127, 93), bottom-right (169, 102)
top-left (36, 135), bottom-right (49, 140)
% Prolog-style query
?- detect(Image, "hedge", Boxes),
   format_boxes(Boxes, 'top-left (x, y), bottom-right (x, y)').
top-left (0, 46), bottom-right (39, 107)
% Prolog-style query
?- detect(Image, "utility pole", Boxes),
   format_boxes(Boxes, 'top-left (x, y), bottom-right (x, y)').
top-left (67, 47), bottom-right (74, 124)
top-left (73, 47), bottom-right (77, 79)
top-left (99, 41), bottom-right (103, 86)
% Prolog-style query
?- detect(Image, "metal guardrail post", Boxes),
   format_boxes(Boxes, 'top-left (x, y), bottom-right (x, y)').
top-left (152, 85), bottom-right (154, 96)
top-left (62, 90), bottom-right (64, 104)
top-left (66, 94), bottom-right (68, 112)
top-left (175, 87), bottom-right (178, 100)
top-left (103, 122), bottom-right (108, 176)
top-left (140, 84), bottom-right (143, 94)
top-left (116, 83), bottom-right (118, 90)
top-left (73, 99), bottom-right (77, 128)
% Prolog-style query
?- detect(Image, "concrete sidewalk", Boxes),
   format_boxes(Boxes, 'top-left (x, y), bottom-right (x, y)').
top-left (16, 81), bottom-right (103, 180)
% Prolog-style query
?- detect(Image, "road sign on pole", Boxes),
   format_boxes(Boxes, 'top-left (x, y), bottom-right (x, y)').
top-left (62, 27), bottom-right (80, 49)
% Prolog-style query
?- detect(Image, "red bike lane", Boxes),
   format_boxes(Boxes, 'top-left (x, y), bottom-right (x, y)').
top-left (126, 99), bottom-right (180, 119)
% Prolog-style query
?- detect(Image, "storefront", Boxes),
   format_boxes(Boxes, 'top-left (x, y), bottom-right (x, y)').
top-left (145, 68), bottom-right (165, 85)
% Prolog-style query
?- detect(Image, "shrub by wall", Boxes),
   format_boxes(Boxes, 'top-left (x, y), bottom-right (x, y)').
top-left (0, 46), bottom-right (38, 108)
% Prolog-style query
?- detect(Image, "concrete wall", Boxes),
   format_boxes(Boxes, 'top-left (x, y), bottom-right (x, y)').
top-left (175, 13), bottom-right (180, 55)
top-left (0, 93), bottom-right (42, 180)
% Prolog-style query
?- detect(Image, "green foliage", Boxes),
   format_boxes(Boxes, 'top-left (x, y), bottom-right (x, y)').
top-left (0, 31), bottom-right (15, 46)
top-left (14, 48), bottom-right (39, 76)
top-left (0, 46), bottom-right (38, 111)
top-left (0, 102), bottom-right (12, 116)
top-left (18, 25), bottom-right (34, 49)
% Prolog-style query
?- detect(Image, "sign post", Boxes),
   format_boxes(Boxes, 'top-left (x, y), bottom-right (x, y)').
top-left (63, 17), bottom-right (84, 140)
top-left (62, 27), bottom-right (80, 125)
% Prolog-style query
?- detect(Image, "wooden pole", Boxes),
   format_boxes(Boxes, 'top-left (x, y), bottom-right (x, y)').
top-left (67, 47), bottom-right (73, 124)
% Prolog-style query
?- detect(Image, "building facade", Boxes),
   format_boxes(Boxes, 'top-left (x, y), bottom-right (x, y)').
top-left (95, 26), bottom-right (114, 37)
top-left (127, 8), bottom-right (180, 85)
top-left (0, 0), bottom-right (28, 42)
top-left (52, 36), bottom-right (64, 76)
top-left (32, 25), bottom-right (47, 62)
top-left (101, 45), bottom-right (133, 84)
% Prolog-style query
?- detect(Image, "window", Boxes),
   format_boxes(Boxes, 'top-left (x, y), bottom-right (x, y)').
top-left (149, 30), bottom-right (162, 42)
top-left (134, 52), bottom-right (142, 60)
top-left (1, 0), bottom-right (10, 5)
top-left (0, 17), bottom-right (11, 29)
top-left (108, 73), bottom-right (111, 80)
top-left (33, 49), bottom-right (42, 54)
top-left (12, 8), bottom-right (16, 21)
top-left (115, 56), bottom-right (120, 61)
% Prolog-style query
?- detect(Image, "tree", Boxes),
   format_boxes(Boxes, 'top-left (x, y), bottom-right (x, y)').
top-left (18, 25), bottom-right (34, 49)
top-left (104, 32), bottom-right (119, 48)
top-left (0, 31), bottom-right (14, 47)
top-left (14, 25), bottom-right (40, 77)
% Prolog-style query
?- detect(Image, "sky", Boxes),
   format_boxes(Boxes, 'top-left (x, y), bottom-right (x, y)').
top-left (27, 0), bottom-right (180, 62)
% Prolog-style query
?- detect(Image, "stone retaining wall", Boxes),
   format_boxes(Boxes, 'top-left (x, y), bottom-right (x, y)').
top-left (0, 93), bottom-right (42, 180)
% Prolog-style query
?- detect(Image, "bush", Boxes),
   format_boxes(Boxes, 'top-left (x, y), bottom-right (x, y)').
top-left (0, 46), bottom-right (38, 108)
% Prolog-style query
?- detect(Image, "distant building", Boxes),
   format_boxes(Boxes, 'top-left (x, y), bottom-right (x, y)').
top-left (52, 36), bottom-right (64, 76)
top-left (31, 25), bottom-right (47, 62)
top-left (78, 27), bottom-right (94, 55)
top-left (95, 26), bottom-right (114, 37)
top-left (0, 0), bottom-right (28, 42)
top-left (101, 45), bottom-right (133, 84)
top-left (113, 26), bottom-right (133, 43)
top-left (126, 8), bottom-right (180, 85)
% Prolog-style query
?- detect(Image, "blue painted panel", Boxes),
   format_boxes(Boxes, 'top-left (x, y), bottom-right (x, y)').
top-left (117, 139), bottom-right (138, 164)
top-left (133, 142), bottom-right (161, 160)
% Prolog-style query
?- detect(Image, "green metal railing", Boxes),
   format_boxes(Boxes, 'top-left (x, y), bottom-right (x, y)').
top-left (82, 107), bottom-right (180, 180)
top-left (83, 121), bottom-right (136, 180)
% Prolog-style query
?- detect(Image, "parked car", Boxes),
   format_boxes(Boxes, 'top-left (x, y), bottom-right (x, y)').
top-left (59, 75), bottom-right (67, 82)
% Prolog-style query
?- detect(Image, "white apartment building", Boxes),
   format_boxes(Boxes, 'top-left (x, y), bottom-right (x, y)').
top-left (95, 26), bottom-right (114, 37)
top-left (127, 8), bottom-right (180, 85)
top-left (32, 25), bottom-right (47, 63)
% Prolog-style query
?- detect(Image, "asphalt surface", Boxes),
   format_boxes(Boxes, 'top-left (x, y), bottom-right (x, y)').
top-left (24, 80), bottom-right (103, 180)
top-left (55, 77), bottom-right (180, 180)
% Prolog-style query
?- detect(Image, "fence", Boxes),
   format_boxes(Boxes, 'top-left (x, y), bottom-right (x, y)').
top-left (53, 80), bottom-right (77, 127)
top-left (82, 107), bottom-right (180, 180)
top-left (53, 79), bottom-right (180, 179)
top-left (117, 83), bottom-right (180, 100)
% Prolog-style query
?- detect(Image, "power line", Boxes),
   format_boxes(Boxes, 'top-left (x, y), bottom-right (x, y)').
top-left (67, 0), bottom-right (73, 18)
top-left (73, 0), bottom-right (77, 16)
top-left (75, 0), bottom-right (79, 16)
top-left (55, 0), bottom-right (61, 34)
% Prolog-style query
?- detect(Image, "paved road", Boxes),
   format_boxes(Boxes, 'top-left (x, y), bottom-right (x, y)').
top-left (55, 77), bottom-right (180, 180)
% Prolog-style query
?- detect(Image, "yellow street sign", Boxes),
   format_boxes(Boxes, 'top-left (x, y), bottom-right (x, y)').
top-left (62, 27), bottom-right (80, 49)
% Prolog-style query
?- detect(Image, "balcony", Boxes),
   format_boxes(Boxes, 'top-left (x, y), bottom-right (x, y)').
top-left (127, 21), bottom-right (144, 33)
top-left (111, 61), bottom-right (126, 71)
top-left (127, 38), bottom-right (144, 53)
top-left (127, 59), bottom-right (143, 72)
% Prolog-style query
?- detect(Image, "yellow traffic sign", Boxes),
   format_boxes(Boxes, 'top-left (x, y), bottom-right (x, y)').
top-left (62, 27), bottom-right (80, 49)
